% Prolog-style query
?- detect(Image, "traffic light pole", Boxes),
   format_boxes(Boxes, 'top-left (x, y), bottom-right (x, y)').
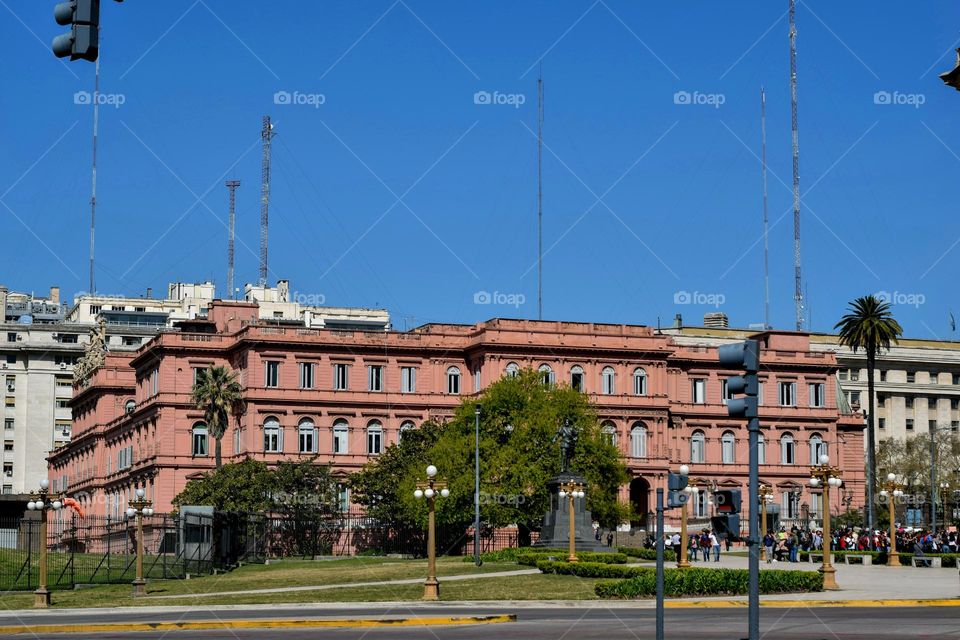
top-left (747, 414), bottom-right (760, 640)
top-left (655, 487), bottom-right (664, 640)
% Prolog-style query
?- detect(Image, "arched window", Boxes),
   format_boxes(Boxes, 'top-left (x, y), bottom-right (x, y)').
top-left (124, 399), bottom-right (136, 414)
top-left (505, 362), bottom-right (520, 378)
top-left (758, 434), bottom-right (766, 465)
top-left (332, 419), bottom-right (349, 454)
top-left (690, 430), bottom-right (705, 463)
top-left (367, 421), bottom-right (383, 455)
top-left (809, 434), bottom-right (827, 464)
top-left (298, 418), bottom-right (317, 454)
top-left (601, 367), bottom-right (616, 395)
top-left (780, 434), bottom-right (795, 465)
top-left (630, 422), bottom-right (647, 458)
top-left (399, 421), bottom-right (415, 442)
top-left (446, 366), bottom-right (461, 394)
top-left (721, 431), bottom-right (736, 464)
top-left (601, 422), bottom-right (618, 447)
top-left (633, 368), bottom-right (647, 396)
top-left (263, 416), bottom-right (281, 453)
top-left (538, 364), bottom-right (555, 386)
top-left (570, 365), bottom-right (585, 392)
top-left (191, 423), bottom-right (208, 457)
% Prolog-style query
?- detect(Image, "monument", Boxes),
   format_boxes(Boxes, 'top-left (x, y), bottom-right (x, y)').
top-left (534, 419), bottom-right (611, 552)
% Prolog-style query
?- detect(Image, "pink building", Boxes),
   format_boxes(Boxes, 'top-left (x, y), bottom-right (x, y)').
top-left (50, 301), bottom-right (865, 530)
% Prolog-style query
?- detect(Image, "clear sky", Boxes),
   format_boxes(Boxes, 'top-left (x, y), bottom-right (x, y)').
top-left (3, 1), bottom-right (959, 337)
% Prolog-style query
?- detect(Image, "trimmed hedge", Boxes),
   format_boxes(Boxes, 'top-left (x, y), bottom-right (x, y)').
top-left (536, 560), bottom-right (651, 579)
top-left (595, 567), bottom-right (823, 598)
top-left (619, 546), bottom-right (677, 562)
top-left (517, 551), bottom-right (628, 567)
top-left (460, 548), bottom-right (563, 563)
top-left (797, 550), bottom-right (960, 568)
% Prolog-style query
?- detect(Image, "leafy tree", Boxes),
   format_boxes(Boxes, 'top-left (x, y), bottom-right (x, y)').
top-left (172, 459), bottom-right (273, 512)
top-left (191, 365), bottom-right (244, 468)
top-left (350, 369), bottom-right (631, 532)
top-left (835, 295), bottom-right (902, 530)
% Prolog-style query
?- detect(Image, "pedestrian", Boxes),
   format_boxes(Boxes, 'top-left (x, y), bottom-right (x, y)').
top-left (763, 531), bottom-right (775, 564)
top-left (689, 533), bottom-right (699, 561)
top-left (710, 530), bottom-right (720, 561)
top-left (606, 531), bottom-right (614, 548)
top-left (670, 532), bottom-right (681, 560)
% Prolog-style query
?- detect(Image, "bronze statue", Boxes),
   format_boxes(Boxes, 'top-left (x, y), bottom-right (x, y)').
top-left (553, 418), bottom-right (579, 472)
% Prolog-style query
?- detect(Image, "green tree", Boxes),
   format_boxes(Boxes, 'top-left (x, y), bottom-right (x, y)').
top-left (350, 369), bottom-right (630, 533)
top-left (191, 365), bottom-right (244, 468)
top-left (172, 459), bottom-right (273, 512)
top-left (835, 295), bottom-right (902, 531)
top-left (877, 428), bottom-right (960, 525)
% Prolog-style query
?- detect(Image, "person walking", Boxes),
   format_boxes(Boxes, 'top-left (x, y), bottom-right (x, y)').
top-left (710, 530), bottom-right (720, 562)
top-left (763, 531), bottom-right (775, 564)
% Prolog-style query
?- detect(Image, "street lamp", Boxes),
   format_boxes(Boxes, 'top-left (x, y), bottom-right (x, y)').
top-left (474, 403), bottom-right (481, 567)
top-left (26, 479), bottom-right (62, 608)
top-left (879, 472), bottom-right (904, 567)
top-left (126, 488), bottom-right (155, 596)
top-left (809, 453), bottom-right (841, 590)
top-left (677, 465), bottom-right (691, 569)
top-left (414, 464), bottom-right (449, 600)
top-left (557, 480), bottom-right (586, 563)
top-left (758, 485), bottom-right (774, 562)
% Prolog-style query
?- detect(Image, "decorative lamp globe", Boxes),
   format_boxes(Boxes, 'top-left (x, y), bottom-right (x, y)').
top-left (819, 454), bottom-right (830, 465)
top-left (26, 501), bottom-right (36, 511)
top-left (559, 490), bottom-right (567, 498)
top-left (52, 501), bottom-right (62, 511)
top-left (414, 489), bottom-right (424, 499)
top-left (679, 464), bottom-right (690, 476)
top-left (39, 479), bottom-right (49, 490)
top-left (126, 508), bottom-right (136, 518)
top-left (426, 465), bottom-right (438, 478)
top-left (424, 488), bottom-right (435, 499)
top-left (887, 472), bottom-right (896, 482)
top-left (809, 477), bottom-right (820, 487)
top-left (136, 488), bottom-right (145, 499)
top-left (440, 489), bottom-right (450, 498)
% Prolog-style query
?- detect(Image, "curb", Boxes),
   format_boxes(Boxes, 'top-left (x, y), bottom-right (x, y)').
top-left (665, 598), bottom-right (960, 609)
top-left (0, 614), bottom-right (516, 635)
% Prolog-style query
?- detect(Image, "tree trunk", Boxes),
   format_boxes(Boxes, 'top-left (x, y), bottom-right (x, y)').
top-left (215, 437), bottom-right (223, 469)
top-left (865, 349), bottom-right (877, 538)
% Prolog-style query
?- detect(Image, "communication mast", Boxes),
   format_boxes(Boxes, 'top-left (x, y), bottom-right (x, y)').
top-left (259, 116), bottom-right (275, 286)
top-left (226, 180), bottom-right (240, 298)
top-left (789, 0), bottom-right (804, 331)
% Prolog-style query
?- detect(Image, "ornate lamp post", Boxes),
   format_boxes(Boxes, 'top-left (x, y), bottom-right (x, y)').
top-left (413, 464), bottom-right (449, 601)
top-left (809, 453), bottom-right (841, 590)
top-left (26, 479), bottom-right (62, 608)
top-left (676, 465), bottom-right (691, 569)
top-left (126, 488), bottom-right (155, 596)
top-left (879, 472), bottom-right (904, 567)
top-left (758, 485), bottom-right (773, 561)
top-left (558, 479), bottom-right (586, 563)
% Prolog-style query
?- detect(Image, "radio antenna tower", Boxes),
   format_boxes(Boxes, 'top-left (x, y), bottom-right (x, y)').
top-left (761, 87), bottom-right (770, 330)
top-left (89, 50), bottom-right (101, 294)
top-left (789, 0), bottom-right (804, 331)
top-left (259, 116), bottom-right (275, 286)
top-left (537, 65), bottom-right (544, 320)
top-left (226, 180), bottom-right (240, 298)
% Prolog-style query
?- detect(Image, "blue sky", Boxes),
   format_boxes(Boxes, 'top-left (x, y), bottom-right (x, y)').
top-left (3, 1), bottom-right (959, 337)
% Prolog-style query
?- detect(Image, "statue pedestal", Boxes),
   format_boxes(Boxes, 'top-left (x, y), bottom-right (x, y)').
top-left (534, 472), bottom-right (613, 553)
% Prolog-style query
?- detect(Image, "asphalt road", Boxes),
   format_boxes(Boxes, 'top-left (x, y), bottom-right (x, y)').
top-left (2, 606), bottom-right (959, 639)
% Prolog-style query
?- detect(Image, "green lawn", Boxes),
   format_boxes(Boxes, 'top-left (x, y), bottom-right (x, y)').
top-left (0, 549), bottom-right (182, 591)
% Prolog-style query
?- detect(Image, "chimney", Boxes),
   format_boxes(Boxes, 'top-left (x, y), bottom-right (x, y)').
top-left (49, 286), bottom-right (60, 304)
top-left (673, 313), bottom-right (683, 329)
top-left (146, 287), bottom-right (153, 299)
top-left (703, 312), bottom-right (729, 329)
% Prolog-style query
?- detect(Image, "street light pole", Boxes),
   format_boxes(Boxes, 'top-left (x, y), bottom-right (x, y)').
top-left (758, 485), bottom-right (773, 562)
top-left (127, 488), bottom-right (155, 596)
top-left (558, 480), bottom-right (586, 563)
top-left (880, 473), bottom-right (904, 567)
top-left (414, 464), bottom-right (449, 601)
top-left (931, 423), bottom-right (938, 535)
top-left (677, 465), bottom-right (690, 569)
top-left (474, 404), bottom-right (481, 566)
top-left (810, 454), bottom-right (842, 590)
top-left (26, 479), bottom-right (62, 608)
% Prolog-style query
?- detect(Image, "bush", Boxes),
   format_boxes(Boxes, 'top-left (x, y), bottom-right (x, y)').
top-left (595, 567), bottom-right (823, 598)
top-left (460, 548), bottom-right (560, 563)
top-left (619, 546), bottom-right (677, 562)
top-left (536, 560), bottom-right (650, 579)
top-left (517, 551), bottom-right (628, 566)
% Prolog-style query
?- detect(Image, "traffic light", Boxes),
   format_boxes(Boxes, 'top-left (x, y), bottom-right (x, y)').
top-left (667, 471), bottom-right (689, 509)
top-left (711, 489), bottom-right (741, 540)
top-left (718, 340), bottom-right (759, 420)
top-left (52, 0), bottom-right (100, 61)
top-left (711, 515), bottom-right (741, 541)
top-left (713, 489), bottom-right (741, 514)
top-left (941, 48), bottom-right (960, 91)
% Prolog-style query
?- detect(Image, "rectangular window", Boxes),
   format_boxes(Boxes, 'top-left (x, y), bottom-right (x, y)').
top-left (929, 420), bottom-right (937, 432)
top-left (4, 398), bottom-right (14, 408)
top-left (721, 380), bottom-right (735, 405)
top-left (778, 381), bottom-right (797, 406)
top-left (878, 418), bottom-right (886, 430)
top-left (89, 305), bottom-right (101, 315)
top-left (2, 485), bottom-right (11, 495)
top-left (3, 463), bottom-right (12, 477)
top-left (333, 425), bottom-right (349, 454)
top-left (691, 379), bottom-right (706, 404)
top-left (3, 442), bottom-right (12, 452)
top-left (264, 426), bottom-right (281, 453)
top-left (367, 429), bottom-right (383, 455)
top-left (953, 374), bottom-right (960, 385)
top-left (838, 370), bottom-right (848, 381)
top-left (337, 484), bottom-right (349, 513)
top-left (907, 372), bottom-right (916, 383)
top-left (264, 361), bottom-right (280, 388)
top-left (906, 419), bottom-right (914, 431)
top-left (952, 421), bottom-right (959, 432)
top-left (3, 419), bottom-right (12, 430)
top-left (299, 362), bottom-right (315, 389)
top-left (930, 372), bottom-right (939, 384)
top-left (850, 391), bottom-right (861, 406)
top-left (953, 399), bottom-right (959, 410)
top-left (59, 334), bottom-right (78, 344)
top-left (5, 333), bottom-right (15, 342)
top-left (757, 381), bottom-right (764, 405)
top-left (880, 370), bottom-right (887, 382)
top-left (5, 354), bottom-right (15, 365)
top-left (877, 394), bottom-right (886, 407)
top-left (571, 370), bottom-right (584, 392)
top-left (474, 368), bottom-right (481, 393)
top-left (808, 383), bottom-right (825, 408)
top-left (122, 337), bottom-right (141, 346)
top-left (55, 421), bottom-right (71, 438)
top-left (368, 365), bottom-right (384, 392)
top-left (299, 428), bottom-right (316, 454)
top-left (401, 367), bottom-right (416, 393)
top-left (850, 369), bottom-right (859, 382)
top-left (333, 363), bottom-right (349, 390)
top-left (192, 430), bottom-right (208, 456)
top-left (906, 397), bottom-right (914, 409)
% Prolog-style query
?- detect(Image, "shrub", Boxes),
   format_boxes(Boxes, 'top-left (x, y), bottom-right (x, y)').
top-left (536, 560), bottom-right (650, 579)
top-left (595, 567), bottom-right (823, 598)
top-left (619, 546), bottom-right (677, 562)
top-left (517, 551), bottom-right (628, 566)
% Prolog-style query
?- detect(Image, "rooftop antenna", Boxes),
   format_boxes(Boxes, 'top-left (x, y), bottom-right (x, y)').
top-left (761, 87), bottom-right (770, 330)
top-left (89, 47), bottom-right (101, 294)
top-left (789, 0), bottom-right (804, 331)
top-left (259, 116), bottom-right (275, 287)
top-left (537, 64), bottom-right (544, 321)
top-left (225, 180), bottom-right (241, 299)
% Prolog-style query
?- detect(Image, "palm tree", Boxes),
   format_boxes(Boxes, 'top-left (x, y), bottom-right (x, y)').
top-left (835, 295), bottom-right (903, 534)
top-left (192, 365), bottom-right (244, 468)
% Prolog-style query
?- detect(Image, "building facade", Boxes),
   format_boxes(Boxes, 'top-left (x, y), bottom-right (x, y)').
top-left (49, 302), bottom-right (865, 531)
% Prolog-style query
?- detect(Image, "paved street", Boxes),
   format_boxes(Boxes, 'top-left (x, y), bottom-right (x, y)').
top-left (0, 605), bottom-right (958, 639)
